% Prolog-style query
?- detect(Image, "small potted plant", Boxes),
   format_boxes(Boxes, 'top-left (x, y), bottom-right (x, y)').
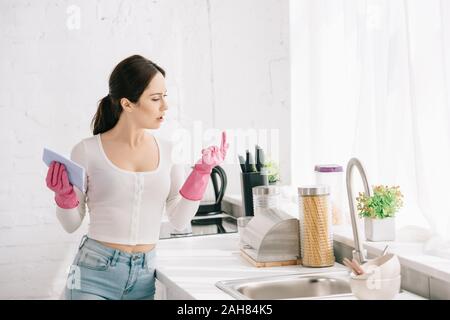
top-left (356, 185), bottom-right (404, 241)
top-left (263, 160), bottom-right (280, 185)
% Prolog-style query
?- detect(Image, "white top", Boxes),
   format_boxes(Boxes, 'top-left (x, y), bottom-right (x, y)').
top-left (55, 133), bottom-right (200, 245)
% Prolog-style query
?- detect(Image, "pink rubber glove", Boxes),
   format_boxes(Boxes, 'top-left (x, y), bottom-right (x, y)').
top-left (180, 131), bottom-right (229, 201)
top-left (45, 161), bottom-right (79, 209)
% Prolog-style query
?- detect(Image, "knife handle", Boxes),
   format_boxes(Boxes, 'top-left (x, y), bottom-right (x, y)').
top-left (248, 151), bottom-right (256, 172)
top-left (238, 155), bottom-right (246, 173)
top-left (255, 146), bottom-right (261, 172)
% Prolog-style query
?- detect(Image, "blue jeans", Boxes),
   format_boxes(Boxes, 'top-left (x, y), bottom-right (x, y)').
top-left (64, 235), bottom-right (157, 300)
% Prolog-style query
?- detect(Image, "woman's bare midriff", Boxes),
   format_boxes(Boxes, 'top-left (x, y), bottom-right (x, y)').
top-left (98, 241), bottom-right (156, 254)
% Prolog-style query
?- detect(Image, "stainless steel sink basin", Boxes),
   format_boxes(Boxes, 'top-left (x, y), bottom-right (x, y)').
top-left (216, 271), bottom-right (353, 300)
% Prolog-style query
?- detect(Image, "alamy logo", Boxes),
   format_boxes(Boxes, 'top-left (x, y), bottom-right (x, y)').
top-left (365, 265), bottom-right (382, 290)
top-left (66, 265), bottom-right (81, 290)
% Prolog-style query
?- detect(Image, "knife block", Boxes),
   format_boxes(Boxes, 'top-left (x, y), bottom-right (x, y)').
top-left (240, 172), bottom-right (269, 216)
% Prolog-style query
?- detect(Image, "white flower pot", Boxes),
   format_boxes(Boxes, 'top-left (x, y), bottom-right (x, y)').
top-left (364, 217), bottom-right (395, 242)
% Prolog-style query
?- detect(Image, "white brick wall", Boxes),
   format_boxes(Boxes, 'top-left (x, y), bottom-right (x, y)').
top-left (0, 0), bottom-right (290, 299)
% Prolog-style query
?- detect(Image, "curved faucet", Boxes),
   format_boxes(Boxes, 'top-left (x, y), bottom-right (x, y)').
top-left (346, 158), bottom-right (372, 264)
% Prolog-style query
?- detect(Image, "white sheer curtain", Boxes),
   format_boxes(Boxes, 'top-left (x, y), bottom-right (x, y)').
top-left (290, 0), bottom-right (450, 258)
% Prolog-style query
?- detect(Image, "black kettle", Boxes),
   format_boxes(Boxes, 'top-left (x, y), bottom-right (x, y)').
top-left (191, 165), bottom-right (227, 230)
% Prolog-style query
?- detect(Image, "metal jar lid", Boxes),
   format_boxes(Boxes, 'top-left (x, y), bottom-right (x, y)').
top-left (314, 164), bottom-right (343, 173)
top-left (252, 185), bottom-right (280, 196)
top-left (298, 185), bottom-right (330, 196)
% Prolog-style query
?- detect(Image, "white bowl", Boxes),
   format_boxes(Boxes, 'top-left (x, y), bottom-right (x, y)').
top-left (350, 275), bottom-right (401, 300)
top-left (361, 253), bottom-right (401, 279)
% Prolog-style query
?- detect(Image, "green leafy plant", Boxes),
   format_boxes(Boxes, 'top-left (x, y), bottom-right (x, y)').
top-left (263, 160), bottom-right (280, 184)
top-left (356, 185), bottom-right (404, 219)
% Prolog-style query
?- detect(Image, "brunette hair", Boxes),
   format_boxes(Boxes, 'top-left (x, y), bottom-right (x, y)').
top-left (91, 55), bottom-right (165, 135)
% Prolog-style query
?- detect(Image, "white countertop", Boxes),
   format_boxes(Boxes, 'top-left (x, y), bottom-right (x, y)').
top-left (225, 193), bottom-right (450, 284)
top-left (155, 233), bottom-right (424, 300)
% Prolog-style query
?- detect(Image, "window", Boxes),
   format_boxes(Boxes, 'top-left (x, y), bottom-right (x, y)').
top-left (290, 0), bottom-right (450, 259)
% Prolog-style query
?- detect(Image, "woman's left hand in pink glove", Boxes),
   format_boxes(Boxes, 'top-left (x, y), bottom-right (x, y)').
top-left (180, 131), bottom-right (229, 200)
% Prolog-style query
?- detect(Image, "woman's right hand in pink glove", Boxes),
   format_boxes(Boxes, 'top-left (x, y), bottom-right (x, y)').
top-left (194, 131), bottom-right (229, 173)
top-left (45, 161), bottom-right (79, 209)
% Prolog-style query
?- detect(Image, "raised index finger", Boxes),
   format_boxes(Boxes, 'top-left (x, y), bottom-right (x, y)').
top-left (220, 131), bottom-right (227, 152)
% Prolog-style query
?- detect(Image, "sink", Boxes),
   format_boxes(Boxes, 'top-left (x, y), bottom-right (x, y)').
top-left (216, 271), bottom-right (353, 300)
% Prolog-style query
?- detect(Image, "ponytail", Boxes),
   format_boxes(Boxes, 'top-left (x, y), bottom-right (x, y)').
top-left (91, 94), bottom-right (121, 135)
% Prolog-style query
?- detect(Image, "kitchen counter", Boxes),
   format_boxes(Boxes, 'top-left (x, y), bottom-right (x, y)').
top-left (223, 193), bottom-right (450, 299)
top-left (155, 233), bottom-right (424, 300)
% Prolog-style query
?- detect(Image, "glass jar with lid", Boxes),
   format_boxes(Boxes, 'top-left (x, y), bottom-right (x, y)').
top-left (252, 185), bottom-right (280, 216)
top-left (314, 164), bottom-right (345, 225)
top-left (298, 185), bottom-right (335, 267)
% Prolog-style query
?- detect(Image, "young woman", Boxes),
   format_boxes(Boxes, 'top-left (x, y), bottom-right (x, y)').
top-left (45, 55), bottom-right (228, 300)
